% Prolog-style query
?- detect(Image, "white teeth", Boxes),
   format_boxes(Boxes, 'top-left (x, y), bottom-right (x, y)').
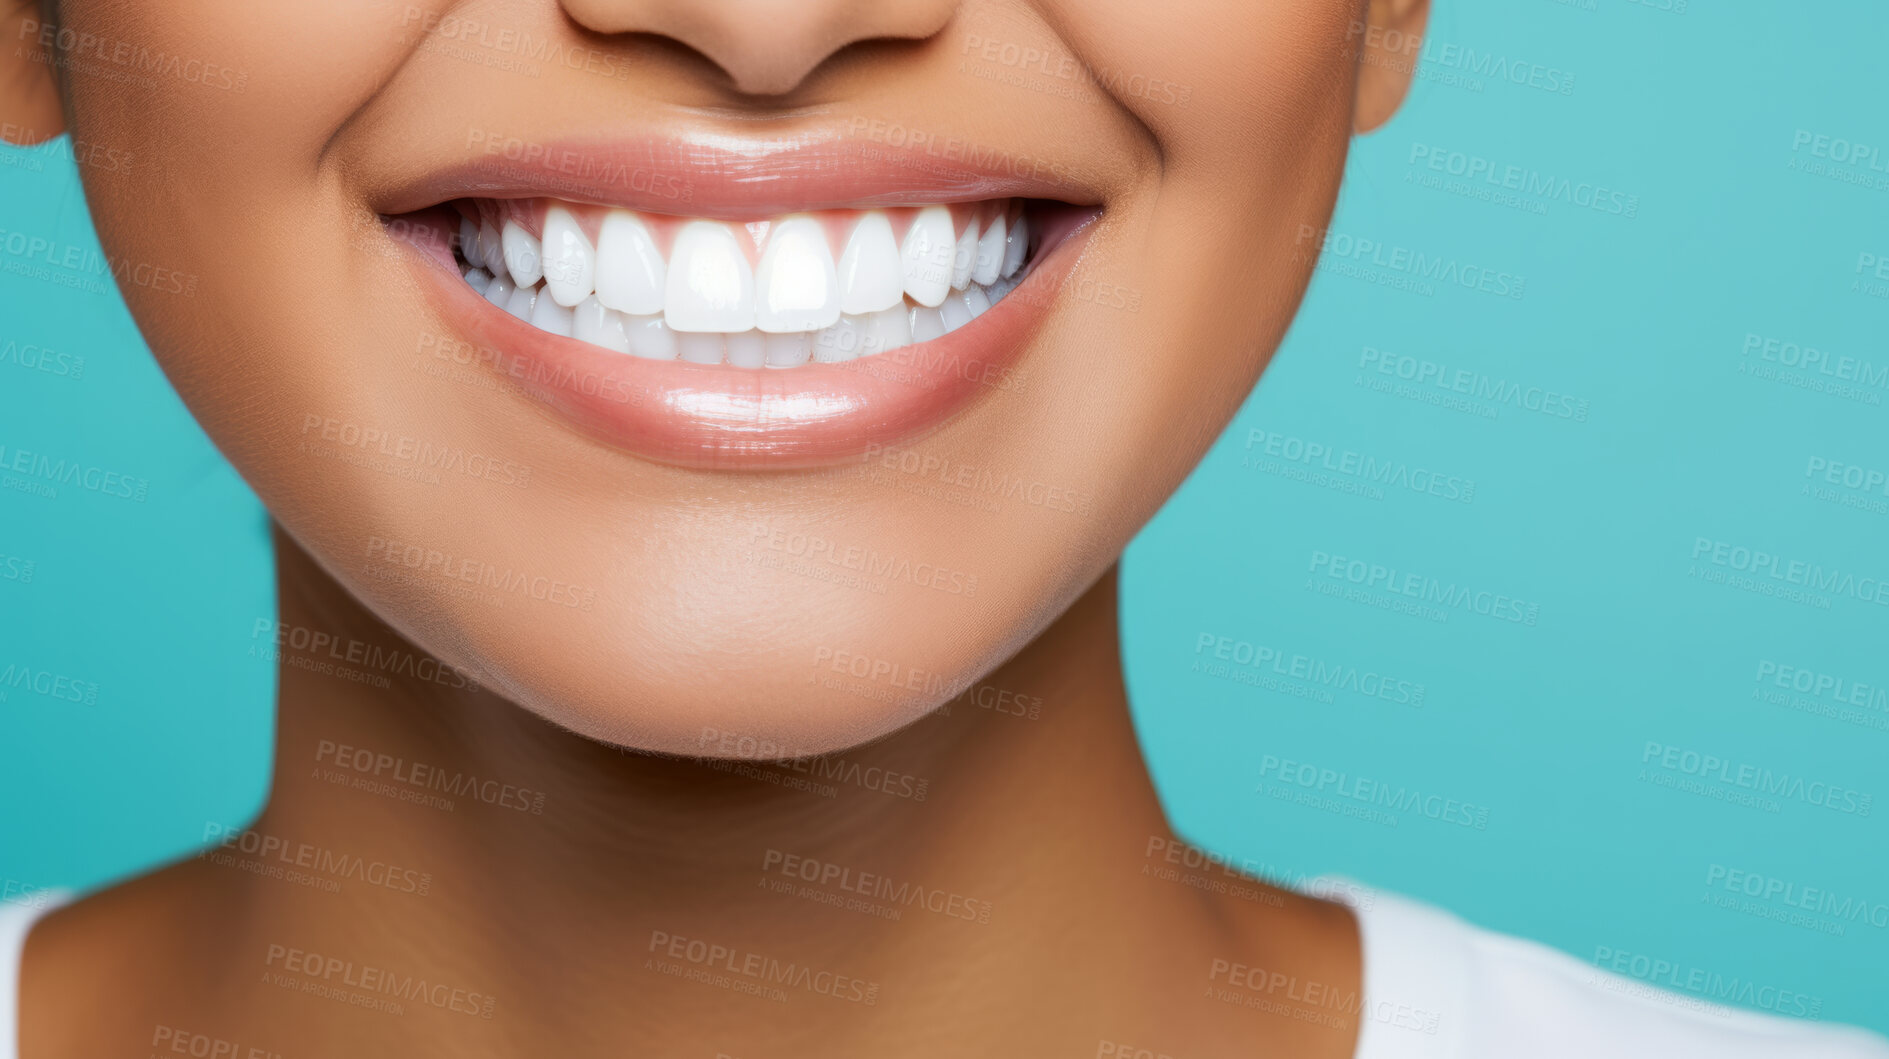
top-left (763, 331), bottom-right (812, 368)
top-left (477, 221), bottom-right (504, 274)
top-left (676, 331), bottom-right (724, 364)
top-left (836, 212), bottom-right (905, 314)
top-left (540, 206), bottom-right (595, 308)
top-left (483, 274), bottom-right (514, 306)
top-left (939, 292), bottom-right (974, 332)
top-left (754, 215), bottom-right (841, 333)
top-left (727, 330), bottom-right (768, 369)
top-left (529, 292), bottom-right (575, 337)
top-left (900, 205), bottom-right (955, 308)
top-left (973, 215), bottom-right (1006, 286)
top-left (864, 305), bottom-right (912, 354)
top-left (1001, 214), bottom-right (1028, 279)
top-left (812, 314), bottom-right (869, 363)
top-left (623, 313), bottom-right (677, 359)
top-left (665, 221), bottom-right (755, 333)
top-left (501, 220), bottom-right (543, 288)
top-left (461, 201), bottom-right (1038, 364)
top-left (503, 284), bottom-right (537, 321)
top-left (594, 210), bottom-right (666, 316)
top-left (910, 305), bottom-right (946, 343)
top-left (572, 296), bottom-right (629, 354)
top-left (951, 220), bottom-right (978, 291)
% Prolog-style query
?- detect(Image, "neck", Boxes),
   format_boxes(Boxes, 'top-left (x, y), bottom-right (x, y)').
top-left (25, 530), bottom-right (1360, 1059)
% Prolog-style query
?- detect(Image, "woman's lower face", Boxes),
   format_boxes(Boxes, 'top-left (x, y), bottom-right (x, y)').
top-left (61, 0), bottom-right (1363, 754)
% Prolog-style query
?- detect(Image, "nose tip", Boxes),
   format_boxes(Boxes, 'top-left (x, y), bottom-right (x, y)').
top-left (559, 0), bottom-right (958, 96)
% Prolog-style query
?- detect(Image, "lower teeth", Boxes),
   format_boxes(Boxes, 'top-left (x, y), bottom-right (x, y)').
top-left (457, 257), bottom-right (1027, 367)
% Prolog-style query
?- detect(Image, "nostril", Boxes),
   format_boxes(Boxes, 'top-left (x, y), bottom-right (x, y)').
top-left (555, 0), bottom-right (956, 97)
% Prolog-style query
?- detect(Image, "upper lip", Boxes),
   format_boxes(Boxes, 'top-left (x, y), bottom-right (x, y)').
top-left (377, 123), bottom-right (1104, 219)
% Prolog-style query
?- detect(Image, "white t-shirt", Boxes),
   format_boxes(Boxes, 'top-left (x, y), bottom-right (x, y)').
top-left (1329, 881), bottom-right (1889, 1058)
top-left (3, 886), bottom-right (1885, 1057)
top-left (0, 895), bottom-right (63, 1059)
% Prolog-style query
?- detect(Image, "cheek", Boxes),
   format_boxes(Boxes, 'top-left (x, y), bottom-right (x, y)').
top-left (63, 0), bottom-right (412, 153)
top-left (59, 0), bottom-right (410, 403)
top-left (1007, 0), bottom-right (1360, 486)
top-left (1033, 0), bottom-right (1361, 155)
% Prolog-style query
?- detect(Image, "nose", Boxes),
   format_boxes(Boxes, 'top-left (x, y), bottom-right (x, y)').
top-left (559, 0), bottom-right (959, 96)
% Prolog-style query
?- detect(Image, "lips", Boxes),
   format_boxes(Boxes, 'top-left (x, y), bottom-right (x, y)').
top-left (385, 136), bottom-right (1096, 470)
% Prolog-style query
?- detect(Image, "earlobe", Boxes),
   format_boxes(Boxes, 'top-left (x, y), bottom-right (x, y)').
top-left (0, 1), bottom-right (64, 144)
top-left (1351, 0), bottom-right (1432, 134)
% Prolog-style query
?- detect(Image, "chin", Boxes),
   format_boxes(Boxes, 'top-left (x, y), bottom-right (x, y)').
top-left (288, 507), bottom-right (1094, 759)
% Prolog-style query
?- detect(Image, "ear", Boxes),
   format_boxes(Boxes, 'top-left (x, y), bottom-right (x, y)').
top-left (1, 1), bottom-right (64, 144)
top-left (1352, 0), bottom-right (1432, 134)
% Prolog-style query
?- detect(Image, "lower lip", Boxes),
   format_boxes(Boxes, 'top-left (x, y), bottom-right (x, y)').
top-left (403, 221), bottom-right (1090, 471)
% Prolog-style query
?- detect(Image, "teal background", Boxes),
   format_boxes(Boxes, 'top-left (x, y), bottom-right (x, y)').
top-left (2, 0), bottom-right (1886, 1035)
top-left (0, 136), bottom-right (277, 898)
top-left (1125, 0), bottom-right (1889, 1034)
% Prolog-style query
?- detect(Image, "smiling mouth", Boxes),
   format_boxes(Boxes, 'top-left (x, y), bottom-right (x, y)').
top-left (383, 135), bottom-right (1096, 470)
top-left (447, 197), bottom-right (1045, 368)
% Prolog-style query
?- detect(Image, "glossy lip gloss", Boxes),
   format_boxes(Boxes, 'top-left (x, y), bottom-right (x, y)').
top-left (386, 133), bottom-right (1100, 471)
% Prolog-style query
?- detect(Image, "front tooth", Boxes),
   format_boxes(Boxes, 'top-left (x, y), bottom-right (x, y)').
top-left (1001, 214), bottom-right (1028, 278)
top-left (910, 305), bottom-right (946, 343)
top-left (812, 315), bottom-right (869, 363)
top-left (665, 221), bottom-right (755, 332)
top-left (623, 314), bottom-right (677, 360)
top-left (836, 213), bottom-right (905, 314)
top-left (865, 305), bottom-right (912, 354)
top-left (973, 215), bottom-right (1006, 286)
top-left (594, 210), bottom-right (666, 316)
top-left (529, 293), bottom-right (575, 337)
top-left (727, 330), bottom-right (768, 369)
top-left (755, 215), bottom-right (840, 333)
top-left (572, 296), bottom-right (630, 354)
top-left (478, 221), bottom-right (504, 274)
top-left (765, 332), bottom-right (812, 368)
top-left (501, 221), bottom-right (543, 287)
top-left (483, 274), bottom-right (514, 306)
top-left (676, 332), bottom-right (725, 364)
top-left (503, 284), bottom-right (537, 321)
top-left (900, 206), bottom-right (955, 308)
top-left (951, 219), bottom-right (978, 290)
top-left (540, 206), bottom-right (595, 307)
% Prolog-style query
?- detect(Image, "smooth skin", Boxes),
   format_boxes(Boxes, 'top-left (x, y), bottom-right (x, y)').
top-left (7, 0), bottom-right (1428, 1054)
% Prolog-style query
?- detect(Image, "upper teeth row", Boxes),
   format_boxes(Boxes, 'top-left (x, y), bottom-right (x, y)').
top-left (457, 204), bottom-right (1030, 335)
